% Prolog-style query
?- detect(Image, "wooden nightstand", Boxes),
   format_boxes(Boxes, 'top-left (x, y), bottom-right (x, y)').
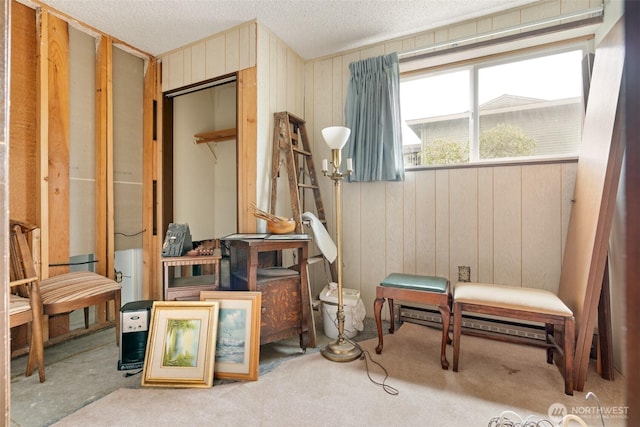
top-left (226, 237), bottom-right (315, 349)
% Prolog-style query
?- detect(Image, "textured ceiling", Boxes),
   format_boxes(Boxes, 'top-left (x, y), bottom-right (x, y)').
top-left (34, 0), bottom-right (539, 59)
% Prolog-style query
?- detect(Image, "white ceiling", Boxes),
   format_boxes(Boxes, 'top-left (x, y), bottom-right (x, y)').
top-left (35, 0), bottom-right (539, 59)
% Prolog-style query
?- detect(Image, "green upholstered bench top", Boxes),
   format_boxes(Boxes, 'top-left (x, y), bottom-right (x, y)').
top-left (380, 273), bottom-right (448, 293)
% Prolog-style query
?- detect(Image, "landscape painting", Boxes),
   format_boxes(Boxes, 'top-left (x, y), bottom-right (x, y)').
top-left (141, 301), bottom-right (219, 388)
top-left (162, 319), bottom-right (201, 367)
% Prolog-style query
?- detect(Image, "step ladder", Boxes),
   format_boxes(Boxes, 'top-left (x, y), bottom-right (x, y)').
top-left (270, 111), bottom-right (337, 281)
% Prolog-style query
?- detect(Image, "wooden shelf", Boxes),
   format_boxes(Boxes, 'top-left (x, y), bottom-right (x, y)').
top-left (194, 128), bottom-right (237, 144)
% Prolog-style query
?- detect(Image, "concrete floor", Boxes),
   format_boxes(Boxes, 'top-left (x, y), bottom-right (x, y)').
top-left (10, 307), bottom-right (379, 427)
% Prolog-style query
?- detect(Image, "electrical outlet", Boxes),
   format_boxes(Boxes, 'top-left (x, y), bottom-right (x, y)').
top-left (458, 266), bottom-right (470, 282)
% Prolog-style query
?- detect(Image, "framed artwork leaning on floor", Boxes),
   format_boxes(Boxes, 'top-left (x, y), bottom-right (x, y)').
top-left (141, 301), bottom-right (219, 388)
top-left (200, 291), bottom-right (261, 381)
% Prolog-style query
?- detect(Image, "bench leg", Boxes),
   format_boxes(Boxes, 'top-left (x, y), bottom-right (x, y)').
top-left (564, 317), bottom-right (575, 395)
top-left (545, 323), bottom-right (554, 364)
top-left (452, 302), bottom-right (462, 372)
top-left (438, 304), bottom-right (450, 370)
top-left (374, 297), bottom-right (385, 354)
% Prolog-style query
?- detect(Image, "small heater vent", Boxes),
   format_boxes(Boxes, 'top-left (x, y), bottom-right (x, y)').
top-left (399, 306), bottom-right (546, 341)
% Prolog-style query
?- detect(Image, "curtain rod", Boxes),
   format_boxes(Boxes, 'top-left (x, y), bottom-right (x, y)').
top-left (399, 6), bottom-right (604, 61)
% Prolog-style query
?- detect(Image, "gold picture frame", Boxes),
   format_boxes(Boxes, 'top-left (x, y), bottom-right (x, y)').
top-left (141, 301), bottom-right (219, 388)
top-left (200, 291), bottom-right (261, 381)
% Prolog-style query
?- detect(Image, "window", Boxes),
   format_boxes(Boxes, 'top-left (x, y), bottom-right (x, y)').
top-left (401, 44), bottom-right (588, 167)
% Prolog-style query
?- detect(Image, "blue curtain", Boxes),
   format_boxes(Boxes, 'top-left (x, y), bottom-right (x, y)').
top-left (344, 52), bottom-right (404, 182)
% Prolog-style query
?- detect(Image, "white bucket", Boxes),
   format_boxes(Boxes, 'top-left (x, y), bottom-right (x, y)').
top-left (322, 302), bottom-right (359, 339)
top-left (319, 284), bottom-right (365, 340)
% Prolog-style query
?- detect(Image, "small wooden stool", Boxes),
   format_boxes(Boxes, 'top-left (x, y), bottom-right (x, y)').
top-left (374, 273), bottom-right (451, 369)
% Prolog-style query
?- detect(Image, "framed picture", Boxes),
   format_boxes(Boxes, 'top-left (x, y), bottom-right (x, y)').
top-left (200, 291), bottom-right (261, 381)
top-left (141, 301), bottom-right (219, 388)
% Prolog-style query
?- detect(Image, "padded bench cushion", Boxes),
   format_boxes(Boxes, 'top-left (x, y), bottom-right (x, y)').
top-left (454, 282), bottom-right (572, 316)
top-left (39, 271), bottom-right (121, 304)
top-left (381, 273), bottom-right (448, 293)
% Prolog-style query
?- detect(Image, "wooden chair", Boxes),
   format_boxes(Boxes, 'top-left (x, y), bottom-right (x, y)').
top-left (9, 222), bottom-right (45, 382)
top-left (10, 220), bottom-right (122, 345)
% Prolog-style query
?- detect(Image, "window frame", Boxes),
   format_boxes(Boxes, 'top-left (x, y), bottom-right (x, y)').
top-left (400, 39), bottom-right (592, 170)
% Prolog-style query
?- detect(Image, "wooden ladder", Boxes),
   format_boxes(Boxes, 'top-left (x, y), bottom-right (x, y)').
top-left (270, 111), bottom-right (336, 280)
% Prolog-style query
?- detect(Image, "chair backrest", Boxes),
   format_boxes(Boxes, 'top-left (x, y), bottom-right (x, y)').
top-left (8, 220), bottom-right (46, 382)
top-left (9, 221), bottom-right (40, 294)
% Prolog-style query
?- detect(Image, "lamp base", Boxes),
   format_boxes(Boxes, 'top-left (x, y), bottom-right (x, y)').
top-left (321, 338), bottom-right (362, 363)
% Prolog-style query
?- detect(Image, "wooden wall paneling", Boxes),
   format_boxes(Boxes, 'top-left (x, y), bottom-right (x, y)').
top-left (191, 41), bottom-right (206, 84)
top-left (236, 66), bottom-right (257, 233)
top-left (402, 171), bottom-right (417, 273)
top-left (225, 29), bottom-right (240, 74)
top-left (275, 40), bottom-right (286, 111)
top-left (625, 1), bottom-right (640, 418)
top-left (415, 169), bottom-right (436, 276)
top-left (448, 168), bottom-right (478, 283)
top-left (167, 50), bottom-right (184, 91)
top-left (142, 58), bottom-right (157, 300)
top-left (521, 164), bottom-right (562, 293)
top-left (238, 23), bottom-right (251, 70)
top-left (338, 52), bottom-right (363, 296)
top-left (311, 57), bottom-right (333, 234)
top-left (9, 1), bottom-right (37, 223)
top-left (477, 167), bottom-right (494, 283)
top-left (2, 0), bottom-right (9, 421)
top-left (493, 166), bottom-right (522, 286)
top-left (205, 34), bottom-right (225, 80)
top-left (95, 36), bottom-right (113, 278)
top-left (359, 181), bottom-right (385, 317)
top-left (342, 182), bottom-right (361, 295)
top-left (385, 180), bottom-right (405, 274)
top-left (182, 47), bottom-right (191, 87)
top-left (434, 169), bottom-right (450, 278)
top-left (561, 162), bottom-right (577, 256)
top-left (557, 18), bottom-right (624, 392)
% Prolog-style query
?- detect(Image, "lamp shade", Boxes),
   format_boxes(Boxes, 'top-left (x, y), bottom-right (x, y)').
top-left (321, 126), bottom-right (351, 150)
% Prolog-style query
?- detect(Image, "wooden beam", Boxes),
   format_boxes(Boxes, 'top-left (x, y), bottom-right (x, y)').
top-left (44, 13), bottom-right (70, 278)
top-left (143, 57), bottom-right (159, 300)
top-left (95, 36), bottom-right (113, 278)
top-left (35, 8), bottom-right (50, 280)
top-left (237, 66), bottom-right (257, 233)
top-left (9, 1), bottom-right (37, 224)
top-left (1, 0), bottom-right (10, 422)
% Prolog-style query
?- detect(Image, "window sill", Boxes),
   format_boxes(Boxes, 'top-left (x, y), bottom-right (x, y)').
top-left (404, 155), bottom-right (579, 172)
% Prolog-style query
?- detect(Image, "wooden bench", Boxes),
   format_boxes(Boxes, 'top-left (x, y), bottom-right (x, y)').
top-left (452, 282), bottom-right (575, 395)
top-left (374, 273), bottom-right (451, 369)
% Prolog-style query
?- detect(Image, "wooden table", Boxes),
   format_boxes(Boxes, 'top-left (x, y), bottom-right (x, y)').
top-left (226, 237), bottom-right (315, 350)
top-left (162, 254), bottom-right (221, 301)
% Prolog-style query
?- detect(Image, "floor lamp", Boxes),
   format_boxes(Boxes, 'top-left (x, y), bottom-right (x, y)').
top-left (320, 126), bottom-right (362, 363)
